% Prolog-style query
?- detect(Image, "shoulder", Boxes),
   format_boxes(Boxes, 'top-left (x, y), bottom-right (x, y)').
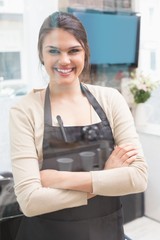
top-left (10, 88), bottom-right (46, 125)
top-left (82, 83), bottom-right (123, 103)
top-left (82, 83), bottom-right (131, 123)
top-left (83, 83), bottom-right (120, 94)
top-left (10, 88), bottom-right (45, 113)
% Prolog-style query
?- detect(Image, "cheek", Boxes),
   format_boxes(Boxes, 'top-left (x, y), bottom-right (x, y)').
top-left (41, 50), bottom-right (53, 64)
top-left (81, 59), bottom-right (85, 71)
top-left (80, 61), bottom-right (85, 71)
top-left (43, 59), bottom-right (54, 75)
top-left (43, 55), bottom-right (55, 68)
top-left (78, 54), bottom-right (85, 68)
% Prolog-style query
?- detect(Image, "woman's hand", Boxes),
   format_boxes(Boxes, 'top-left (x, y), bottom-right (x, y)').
top-left (104, 143), bottom-right (138, 170)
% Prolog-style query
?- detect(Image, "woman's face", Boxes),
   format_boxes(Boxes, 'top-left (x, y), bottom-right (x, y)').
top-left (41, 28), bottom-right (85, 85)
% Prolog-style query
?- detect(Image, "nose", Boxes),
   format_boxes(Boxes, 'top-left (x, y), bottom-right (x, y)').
top-left (58, 53), bottom-right (71, 65)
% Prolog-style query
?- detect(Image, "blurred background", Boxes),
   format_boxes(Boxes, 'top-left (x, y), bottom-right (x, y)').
top-left (0, 0), bottom-right (160, 239)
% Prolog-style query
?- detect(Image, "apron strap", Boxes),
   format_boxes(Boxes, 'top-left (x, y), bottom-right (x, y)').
top-left (44, 83), bottom-right (110, 128)
top-left (80, 83), bottom-right (109, 127)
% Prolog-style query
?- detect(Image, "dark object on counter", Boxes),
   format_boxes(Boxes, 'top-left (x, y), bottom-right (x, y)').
top-left (0, 172), bottom-right (23, 221)
top-left (0, 172), bottom-right (23, 239)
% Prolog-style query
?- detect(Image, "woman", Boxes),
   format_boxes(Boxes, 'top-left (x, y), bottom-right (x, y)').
top-left (10, 11), bottom-right (148, 240)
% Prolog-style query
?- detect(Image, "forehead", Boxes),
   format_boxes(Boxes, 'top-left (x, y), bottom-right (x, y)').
top-left (42, 28), bottom-right (82, 48)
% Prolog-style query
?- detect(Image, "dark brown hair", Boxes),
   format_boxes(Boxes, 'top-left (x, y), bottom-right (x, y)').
top-left (38, 11), bottom-right (90, 80)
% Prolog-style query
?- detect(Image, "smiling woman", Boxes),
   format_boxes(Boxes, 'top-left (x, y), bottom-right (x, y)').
top-left (38, 13), bottom-right (90, 83)
top-left (41, 28), bottom-right (85, 85)
top-left (9, 11), bottom-right (147, 240)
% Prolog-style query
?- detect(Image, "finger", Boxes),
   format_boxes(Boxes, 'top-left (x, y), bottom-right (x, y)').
top-left (120, 149), bottom-right (139, 161)
top-left (122, 155), bottom-right (137, 166)
top-left (114, 145), bottom-right (137, 158)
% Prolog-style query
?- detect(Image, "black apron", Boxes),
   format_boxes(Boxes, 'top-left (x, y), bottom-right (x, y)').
top-left (15, 84), bottom-right (125, 240)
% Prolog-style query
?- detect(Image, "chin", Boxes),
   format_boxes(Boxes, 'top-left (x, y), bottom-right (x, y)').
top-left (55, 76), bottom-right (78, 84)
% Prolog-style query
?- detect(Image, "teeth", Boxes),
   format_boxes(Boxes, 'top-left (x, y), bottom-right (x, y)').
top-left (56, 68), bottom-right (72, 73)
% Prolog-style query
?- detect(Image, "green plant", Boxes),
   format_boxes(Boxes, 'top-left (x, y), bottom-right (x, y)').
top-left (129, 71), bottom-right (159, 104)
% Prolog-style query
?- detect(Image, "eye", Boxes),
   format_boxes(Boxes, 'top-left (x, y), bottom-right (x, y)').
top-left (69, 48), bottom-right (81, 54)
top-left (49, 49), bottom-right (60, 55)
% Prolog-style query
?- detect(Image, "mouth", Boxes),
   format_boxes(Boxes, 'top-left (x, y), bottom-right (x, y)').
top-left (54, 68), bottom-right (74, 75)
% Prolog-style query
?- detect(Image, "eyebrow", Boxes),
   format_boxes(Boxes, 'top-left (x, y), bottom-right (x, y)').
top-left (45, 45), bottom-right (83, 50)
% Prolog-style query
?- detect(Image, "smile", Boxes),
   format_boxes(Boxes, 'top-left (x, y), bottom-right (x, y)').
top-left (55, 68), bottom-right (74, 74)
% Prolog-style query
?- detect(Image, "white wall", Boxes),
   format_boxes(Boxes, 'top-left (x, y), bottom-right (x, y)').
top-left (0, 97), bottom-right (20, 171)
top-left (0, 0), bottom-right (23, 13)
top-left (138, 126), bottom-right (160, 222)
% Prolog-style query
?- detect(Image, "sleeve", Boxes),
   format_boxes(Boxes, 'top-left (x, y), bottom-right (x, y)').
top-left (91, 88), bottom-right (148, 196)
top-left (10, 106), bottom-right (87, 217)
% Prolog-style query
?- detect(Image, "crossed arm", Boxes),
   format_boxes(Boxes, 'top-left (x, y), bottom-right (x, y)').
top-left (40, 143), bottom-right (138, 196)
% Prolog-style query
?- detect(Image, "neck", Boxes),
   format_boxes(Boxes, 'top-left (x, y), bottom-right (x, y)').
top-left (49, 80), bottom-right (83, 99)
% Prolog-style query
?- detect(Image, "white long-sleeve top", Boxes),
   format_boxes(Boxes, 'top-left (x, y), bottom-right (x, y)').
top-left (9, 83), bottom-right (148, 217)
